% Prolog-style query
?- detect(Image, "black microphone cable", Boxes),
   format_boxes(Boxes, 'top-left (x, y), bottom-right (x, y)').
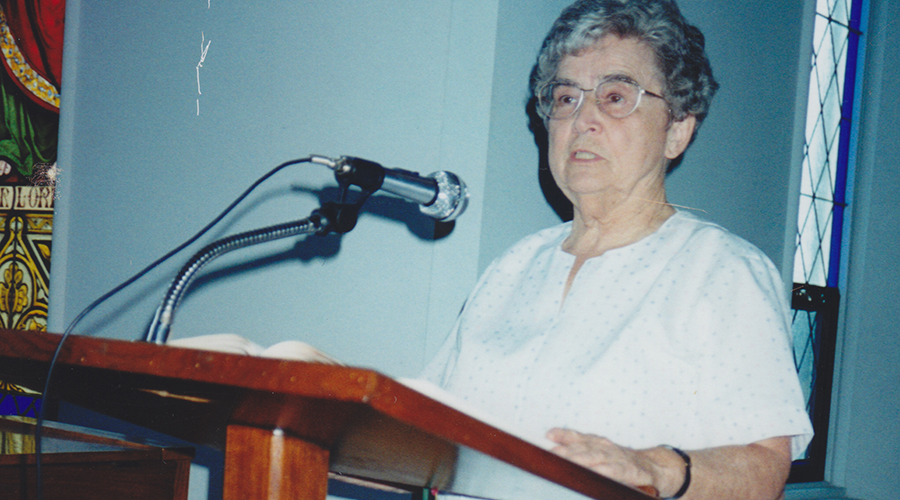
top-left (33, 156), bottom-right (315, 500)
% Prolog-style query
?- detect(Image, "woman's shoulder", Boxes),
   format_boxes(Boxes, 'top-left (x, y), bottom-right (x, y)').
top-left (665, 210), bottom-right (776, 268)
top-left (661, 211), bottom-right (789, 317)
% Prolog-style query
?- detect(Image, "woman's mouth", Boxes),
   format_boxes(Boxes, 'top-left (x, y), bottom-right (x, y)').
top-left (573, 150), bottom-right (600, 160)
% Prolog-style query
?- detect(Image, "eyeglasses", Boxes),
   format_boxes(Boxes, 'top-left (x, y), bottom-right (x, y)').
top-left (536, 77), bottom-right (666, 120)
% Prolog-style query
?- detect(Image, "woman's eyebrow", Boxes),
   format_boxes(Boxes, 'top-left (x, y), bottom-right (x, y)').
top-left (552, 73), bottom-right (639, 88)
top-left (551, 77), bottom-right (580, 86)
top-left (598, 73), bottom-right (639, 85)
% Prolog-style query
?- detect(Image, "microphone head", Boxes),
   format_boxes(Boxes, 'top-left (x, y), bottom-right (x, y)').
top-left (420, 171), bottom-right (469, 221)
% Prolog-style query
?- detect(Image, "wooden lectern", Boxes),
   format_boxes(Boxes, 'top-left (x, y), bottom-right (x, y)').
top-left (0, 329), bottom-right (655, 500)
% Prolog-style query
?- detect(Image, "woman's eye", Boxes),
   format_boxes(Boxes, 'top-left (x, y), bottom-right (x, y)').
top-left (551, 87), bottom-right (581, 110)
top-left (604, 93), bottom-right (624, 104)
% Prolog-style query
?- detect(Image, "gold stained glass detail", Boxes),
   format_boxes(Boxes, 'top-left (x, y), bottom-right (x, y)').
top-left (0, 186), bottom-right (53, 418)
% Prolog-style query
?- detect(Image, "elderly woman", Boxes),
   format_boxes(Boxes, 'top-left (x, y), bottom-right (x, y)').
top-left (421, 0), bottom-right (813, 499)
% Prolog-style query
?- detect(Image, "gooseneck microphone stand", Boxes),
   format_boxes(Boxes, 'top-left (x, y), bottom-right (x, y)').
top-left (143, 186), bottom-right (370, 345)
top-left (142, 151), bottom-right (470, 344)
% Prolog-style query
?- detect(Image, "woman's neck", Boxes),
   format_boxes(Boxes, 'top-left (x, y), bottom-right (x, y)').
top-left (563, 195), bottom-right (675, 260)
top-left (558, 198), bottom-right (674, 305)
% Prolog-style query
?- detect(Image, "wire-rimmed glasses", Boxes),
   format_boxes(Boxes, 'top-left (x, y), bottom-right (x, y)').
top-left (536, 76), bottom-right (666, 120)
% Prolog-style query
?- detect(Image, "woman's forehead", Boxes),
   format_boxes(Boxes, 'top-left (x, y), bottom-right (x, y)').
top-left (557, 35), bottom-right (663, 89)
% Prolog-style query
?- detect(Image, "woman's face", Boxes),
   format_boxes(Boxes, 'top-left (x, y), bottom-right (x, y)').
top-left (547, 35), bottom-right (694, 209)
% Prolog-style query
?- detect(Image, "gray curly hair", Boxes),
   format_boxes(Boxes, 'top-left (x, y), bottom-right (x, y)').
top-left (533, 0), bottom-right (718, 137)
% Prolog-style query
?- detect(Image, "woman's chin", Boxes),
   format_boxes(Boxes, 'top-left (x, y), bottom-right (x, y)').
top-left (559, 179), bottom-right (612, 201)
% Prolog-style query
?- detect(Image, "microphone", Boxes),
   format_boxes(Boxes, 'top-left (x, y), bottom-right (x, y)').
top-left (311, 155), bottom-right (469, 221)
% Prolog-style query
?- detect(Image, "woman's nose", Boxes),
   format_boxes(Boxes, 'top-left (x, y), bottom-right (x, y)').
top-left (572, 97), bottom-right (604, 134)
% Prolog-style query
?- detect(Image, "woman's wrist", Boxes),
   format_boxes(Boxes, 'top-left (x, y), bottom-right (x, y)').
top-left (646, 445), bottom-right (692, 499)
top-left (659, 445), bottom-right (691, 499)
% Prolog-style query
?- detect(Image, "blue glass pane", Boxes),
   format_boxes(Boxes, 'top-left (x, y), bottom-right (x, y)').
top-left (0, 394), bottom-right (40, 417)
top-left (0, 394), bottom-right (17, 415)
top-left (16, 396), bottom-right (40, 417)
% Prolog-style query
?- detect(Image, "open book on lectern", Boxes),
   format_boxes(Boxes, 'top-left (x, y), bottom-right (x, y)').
top-left (166, 333), bottom-right (557, 451)
top-left (166, 333), bottom-right (343, 364)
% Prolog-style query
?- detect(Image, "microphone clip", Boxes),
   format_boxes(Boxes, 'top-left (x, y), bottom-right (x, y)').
top-left (311, 155), bottom-right (381, 191)
top-left (308, 156), bottom-right (378, 236)
top-left (311, 201), bottom-right (361, 235)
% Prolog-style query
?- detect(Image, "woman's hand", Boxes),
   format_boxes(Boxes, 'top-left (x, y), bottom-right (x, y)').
top-left (546, 428), bottom-right (682, 495)
top-left (546, 428), bottom-right (793, 500)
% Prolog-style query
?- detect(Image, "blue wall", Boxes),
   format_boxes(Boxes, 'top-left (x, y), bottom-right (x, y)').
top-left (48, 0), bottom-right (900, 499)
top-left (51, 0), bottom-right (499, 376)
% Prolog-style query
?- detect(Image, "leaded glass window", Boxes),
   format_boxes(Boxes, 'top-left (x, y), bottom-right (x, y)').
top-left (789, 0), bottom-right (864, 482)
top-left (794, 0), bottom-right (862, 288)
